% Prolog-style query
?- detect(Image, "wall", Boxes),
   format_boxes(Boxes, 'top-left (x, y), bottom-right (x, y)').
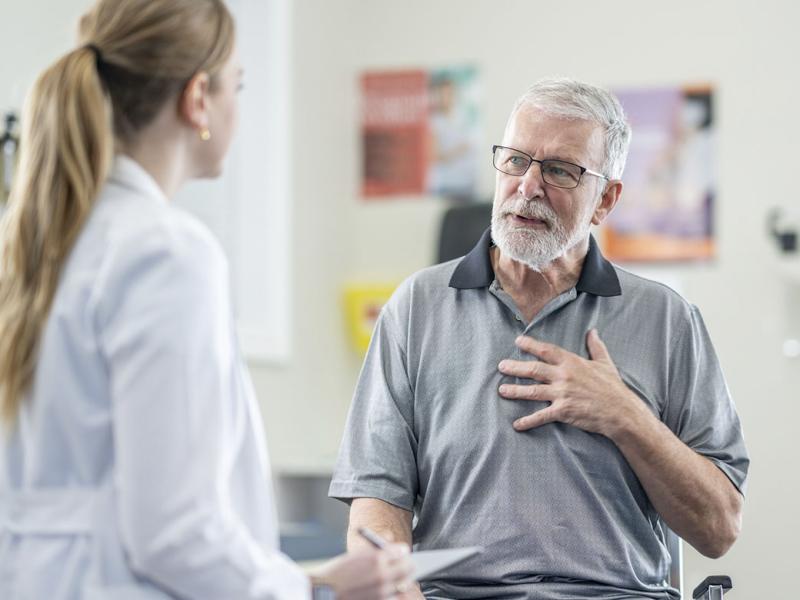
top-left (262, 0), bottom-right (800, 597)
top-left (1, 2), bottom-right (87, 111)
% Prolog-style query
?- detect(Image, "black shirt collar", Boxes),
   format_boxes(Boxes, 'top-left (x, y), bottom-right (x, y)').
top-left (448, 228), bottom-right (621, 297)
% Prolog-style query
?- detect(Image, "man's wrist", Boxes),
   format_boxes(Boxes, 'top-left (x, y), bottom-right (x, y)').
top-left (606, 389), bottom-right (656, 444)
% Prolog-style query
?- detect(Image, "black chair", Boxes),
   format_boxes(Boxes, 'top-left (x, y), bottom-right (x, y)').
top-left (437, 201), bottom-right (493, 263)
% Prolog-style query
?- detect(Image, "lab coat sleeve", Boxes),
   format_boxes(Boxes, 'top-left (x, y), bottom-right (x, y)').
top-left (96, 222), bottom-right (310, 600)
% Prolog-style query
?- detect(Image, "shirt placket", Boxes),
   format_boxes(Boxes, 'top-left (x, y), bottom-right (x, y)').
top-left (489, 281), bottom-right (578, 386)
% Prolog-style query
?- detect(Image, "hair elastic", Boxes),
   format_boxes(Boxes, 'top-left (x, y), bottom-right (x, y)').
top-left (85, 43), bottom-right (104, 66)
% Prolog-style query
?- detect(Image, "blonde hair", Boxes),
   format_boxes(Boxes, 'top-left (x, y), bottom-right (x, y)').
top-left (0, 0), bottom-right (235, 424)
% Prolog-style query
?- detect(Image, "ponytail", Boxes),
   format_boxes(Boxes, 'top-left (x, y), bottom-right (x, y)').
top-left (0, 46), bottom-right (113, 424)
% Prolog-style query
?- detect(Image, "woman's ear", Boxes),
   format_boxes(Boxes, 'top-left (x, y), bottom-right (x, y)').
top-left (179, 71), bottom-right (211, 133)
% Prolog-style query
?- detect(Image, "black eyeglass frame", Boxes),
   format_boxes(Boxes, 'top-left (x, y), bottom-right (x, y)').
top-left (491, 144), bottom-right (609, 189)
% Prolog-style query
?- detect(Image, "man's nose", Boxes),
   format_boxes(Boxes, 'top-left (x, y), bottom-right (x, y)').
top-left (517, 162), bottom-right (546, 199)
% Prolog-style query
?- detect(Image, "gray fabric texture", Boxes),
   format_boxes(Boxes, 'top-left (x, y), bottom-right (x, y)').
top-left (330, 231), bottom-right (748, 600)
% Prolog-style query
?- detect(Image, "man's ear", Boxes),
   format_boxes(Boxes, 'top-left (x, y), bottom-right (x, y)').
top-left (591, 180), bottom-right (623, 226)
top-left (179, 71), bottom-right (211, 133)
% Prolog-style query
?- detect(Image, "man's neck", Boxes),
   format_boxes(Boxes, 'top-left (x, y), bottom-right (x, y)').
top-left (491, 237), bottom-right (589, 323)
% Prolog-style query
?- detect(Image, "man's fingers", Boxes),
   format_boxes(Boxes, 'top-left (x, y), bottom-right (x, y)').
top-left (498, 383), bottom-right (555, 401)
top-left (513, 406), bottom-right (558, 431)
top-left (586, 328), bottom-right (611, 362)
top-left (514, 335), bottom-right (567, 364)
top-left (497, 359), bottom-right (556, 382)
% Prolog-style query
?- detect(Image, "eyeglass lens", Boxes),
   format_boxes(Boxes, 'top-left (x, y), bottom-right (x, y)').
top-left (493, 146), bottom-right (583, 189)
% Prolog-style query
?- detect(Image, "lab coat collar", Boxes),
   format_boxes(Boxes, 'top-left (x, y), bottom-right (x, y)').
top-left (108, 154), bottom-right (169, 204)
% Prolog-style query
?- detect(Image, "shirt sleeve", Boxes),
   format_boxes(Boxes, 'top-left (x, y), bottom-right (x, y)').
top-left (96, 222), bottom-right (310, 600)
top-left (329, 292), bottom-right (419, 511)
top-left (663, 304), bottom-right (750, 495)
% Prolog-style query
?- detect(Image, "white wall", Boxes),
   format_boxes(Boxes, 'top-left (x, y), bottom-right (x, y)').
top-left (1, 2), bottom-right (91, 110)
top-left (4, 0), bottom-right (799, 597)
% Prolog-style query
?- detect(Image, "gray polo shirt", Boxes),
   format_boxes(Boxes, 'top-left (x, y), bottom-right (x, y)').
top-left (330, 230), bottom-right (749, 600)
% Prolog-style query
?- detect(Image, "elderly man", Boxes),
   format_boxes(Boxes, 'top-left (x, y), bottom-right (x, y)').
top-left (330, 78), bottom-right (748, 600)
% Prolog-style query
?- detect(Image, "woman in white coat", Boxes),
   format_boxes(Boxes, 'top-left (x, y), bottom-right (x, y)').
top-left (0, 1), bottom-right (412, 598)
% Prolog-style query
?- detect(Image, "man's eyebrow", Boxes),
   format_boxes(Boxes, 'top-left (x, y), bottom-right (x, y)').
top-left (545, 154), bottom-right (583, 165)
top-left (536, 143), bottom-right (587, 165)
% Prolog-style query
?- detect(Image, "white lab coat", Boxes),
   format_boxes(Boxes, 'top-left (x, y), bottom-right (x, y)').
top-left (0, 156), bottom-right (310, 600)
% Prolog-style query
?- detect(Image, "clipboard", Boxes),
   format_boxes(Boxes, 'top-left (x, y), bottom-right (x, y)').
top-left (411, 546), bottom-right (483, 581)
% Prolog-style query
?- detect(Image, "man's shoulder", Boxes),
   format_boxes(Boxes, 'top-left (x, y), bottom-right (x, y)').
top-left (381, 258), bottom-right (465, 327)
top-left (614, 265), bottom-right (694, 316)
top-left (392, 258), bottom-right (463, 301)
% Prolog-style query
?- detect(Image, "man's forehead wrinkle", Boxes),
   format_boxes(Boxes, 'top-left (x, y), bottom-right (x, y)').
top-left (505, 113), bottom-right (604, 168)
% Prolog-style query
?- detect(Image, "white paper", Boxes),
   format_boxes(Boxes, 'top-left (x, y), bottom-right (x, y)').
top-left (411, 546), bottom-right (483, 581)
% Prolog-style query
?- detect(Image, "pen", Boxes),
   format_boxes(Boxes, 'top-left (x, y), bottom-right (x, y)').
top-left (357, 526), bottom-right (388, 549)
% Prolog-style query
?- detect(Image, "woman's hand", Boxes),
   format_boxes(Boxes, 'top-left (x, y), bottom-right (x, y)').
top-left (310, 543), bottom-right (414, 600)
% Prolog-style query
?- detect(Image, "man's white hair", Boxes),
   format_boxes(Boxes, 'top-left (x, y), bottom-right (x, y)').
top-left (510, 77), bottom-right (632, 180)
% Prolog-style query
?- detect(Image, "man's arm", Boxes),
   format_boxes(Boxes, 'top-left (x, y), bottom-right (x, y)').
top-left (498, 330), bottom-right (743, 558)
top-left (348, 499), bottom-right (423, 599)
top-left (612, 406), bottom-right (742, 558)
top-left (347, 498), bottom-right (413, 550)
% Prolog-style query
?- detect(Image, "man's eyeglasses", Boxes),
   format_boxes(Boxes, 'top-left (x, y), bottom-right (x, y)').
top-left (492, 145), bottom-right (608, 189)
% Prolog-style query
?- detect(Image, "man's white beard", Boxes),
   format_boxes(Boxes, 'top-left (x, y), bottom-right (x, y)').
top-left (490, 198), bottom-right (590, 272)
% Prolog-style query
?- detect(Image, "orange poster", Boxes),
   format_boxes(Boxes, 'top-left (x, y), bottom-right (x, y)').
top-left (361, 71), bottom-right (429, 197)
top-left (361, 67), bottom-right (481, 199)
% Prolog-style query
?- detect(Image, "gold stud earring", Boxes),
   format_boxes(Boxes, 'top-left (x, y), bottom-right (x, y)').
top-left (200, 128), bottom-right (211, 141)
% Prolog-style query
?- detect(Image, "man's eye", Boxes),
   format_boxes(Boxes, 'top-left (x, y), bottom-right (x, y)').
top-left (508, 156), bottom-right (527, 166)
top-left (544, 163), bottom-right (579, 181)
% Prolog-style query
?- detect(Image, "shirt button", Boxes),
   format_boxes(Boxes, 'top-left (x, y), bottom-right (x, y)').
top-left (515, 315), bottom-right (522, 321)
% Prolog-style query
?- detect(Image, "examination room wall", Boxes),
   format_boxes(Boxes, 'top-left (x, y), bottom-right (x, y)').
top-left (3, 1), bottom-right (798, 598)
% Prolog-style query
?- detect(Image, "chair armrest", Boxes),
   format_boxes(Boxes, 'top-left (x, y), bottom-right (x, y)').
top-left (692, 575), bottom-right (732, 599)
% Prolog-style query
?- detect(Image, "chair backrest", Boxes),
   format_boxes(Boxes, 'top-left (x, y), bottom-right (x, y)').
top-left (666, 527), bottom-right (685, 598)
top-left (437, 202), bottom-right (493, 264)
